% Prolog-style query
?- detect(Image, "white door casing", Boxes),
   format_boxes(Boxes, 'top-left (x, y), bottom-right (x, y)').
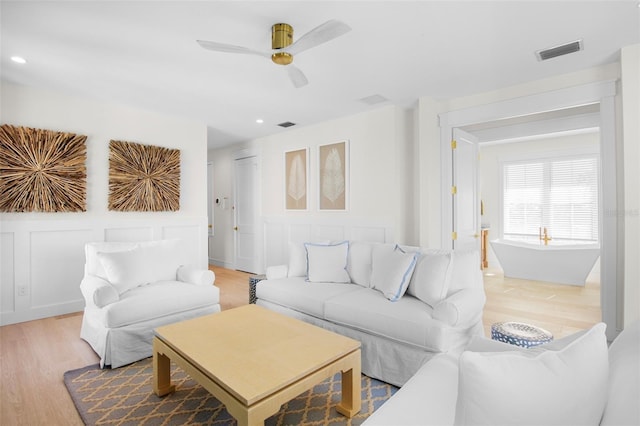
top-left (234, 155), bottom-right (259, 273)
top-left (452, 128), bottom-right (480, 251)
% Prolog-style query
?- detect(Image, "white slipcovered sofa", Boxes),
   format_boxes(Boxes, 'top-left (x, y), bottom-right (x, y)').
top-left (364, 320), bottom-right (640, 426)
top-left (256, 240), bottom-right (486, 386)
top-left (80, 239), bottom-right (221, 368)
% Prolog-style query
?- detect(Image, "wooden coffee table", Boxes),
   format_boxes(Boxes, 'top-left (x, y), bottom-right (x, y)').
top-left (152, 304), bottom-right (361, 426)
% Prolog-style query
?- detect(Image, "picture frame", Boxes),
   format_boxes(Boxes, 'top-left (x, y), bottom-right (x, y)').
top-left (285, 147), bottom-right (309, 210)
top-left (108, 140), bottom-right (180, 212)
top-left (318, 140), bottom-right (349, 211)
top-left (0, 124), bottom-right (87, 212)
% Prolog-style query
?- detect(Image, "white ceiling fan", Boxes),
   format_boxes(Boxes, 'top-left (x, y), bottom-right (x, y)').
top-left (197, 19), bottom-right (351, 88)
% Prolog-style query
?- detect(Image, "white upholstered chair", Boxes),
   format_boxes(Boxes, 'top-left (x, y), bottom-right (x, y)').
top-left (79, 239), bottom-right (220, 368)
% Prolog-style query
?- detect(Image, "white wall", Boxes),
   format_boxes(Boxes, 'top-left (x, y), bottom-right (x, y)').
top-left (479, 132), bottom-right (600, 266)
top-left (621, 44), bottom-right (640, 325)
top-left (0, 82), bottom-right (209, 325)
top-left (207, 105), bottom-right (416, 270)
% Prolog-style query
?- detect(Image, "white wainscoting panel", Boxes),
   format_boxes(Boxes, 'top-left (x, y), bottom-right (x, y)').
top-left (262, 216), bottom-right (394, 270)
top-left (0, 216), bottom-right (207, 325)
top-left (263, 221), bottom-right (286, 270)
top-left (30, 229), bottom-right (91, 308)
top-left (105, 226), bottom-right (153, 242)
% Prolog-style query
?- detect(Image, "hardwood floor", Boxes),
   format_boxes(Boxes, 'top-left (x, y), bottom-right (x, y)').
top-left (482, 265), bottom-right (601, 339)
top-left (0, 265), bottom-right (599, 425)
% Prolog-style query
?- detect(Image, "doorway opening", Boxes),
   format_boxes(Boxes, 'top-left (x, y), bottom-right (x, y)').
top-left (439, 80), bottom-right (620, 341)
top-left (461, 105), bottom-right (602, 338)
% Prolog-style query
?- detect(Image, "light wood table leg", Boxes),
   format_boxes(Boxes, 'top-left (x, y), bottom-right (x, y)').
top-left (336, 351), bottom-right (361, 418)
top-left (153, 337), bottom-right (175, 396)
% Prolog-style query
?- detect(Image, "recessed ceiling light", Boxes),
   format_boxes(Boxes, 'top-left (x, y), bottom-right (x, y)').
top-left (256, 119), bottom-right (264, 124)
top-left (11, 56), bottom-right (27, 64)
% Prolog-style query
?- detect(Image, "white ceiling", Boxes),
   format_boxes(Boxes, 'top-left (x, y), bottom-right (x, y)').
top-left (2, 1), bottom-right (638, 150)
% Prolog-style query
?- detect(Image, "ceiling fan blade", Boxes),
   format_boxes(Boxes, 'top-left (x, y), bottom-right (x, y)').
top-left (196, 40), bottom-right (271, 58)
top-left (286, 19), bottom-right (351, 56)
top-left (287, 65), bottom-right (308, 88)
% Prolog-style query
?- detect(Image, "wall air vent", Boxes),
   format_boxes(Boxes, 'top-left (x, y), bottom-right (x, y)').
top-left (277, 121), bottom-right (296, 128)
top-left (536, 39), bottom-right (583, 61)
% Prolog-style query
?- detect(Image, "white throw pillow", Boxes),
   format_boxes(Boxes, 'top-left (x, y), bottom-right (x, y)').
top-left (347, 241), bottom-right (373, 287)
top-left (97, 247), bottom-right (152, 294)
top-left (287, 241), bottom-right (329, 277)
top-left (454, 322), bottom-right (609, 426)
top-left (305, 241), bottom-right (350, 283)
top-left (407, 249), bottom-right (453, 307)
top-left (371, 245), bottom-right (419, 301)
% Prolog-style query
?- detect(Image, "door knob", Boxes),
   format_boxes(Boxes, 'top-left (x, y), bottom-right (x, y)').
top-left (233, 226), bottom-right (238, 231)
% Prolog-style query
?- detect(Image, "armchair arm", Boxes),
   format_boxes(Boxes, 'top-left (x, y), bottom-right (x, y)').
top-left (266, 264), bottom-right (288, 280)
top-left (177, 265), bottom-right (215, 286)
top-left (80, 275), bottom-right (120, 308)
top-left (433, 288), bottom-right (486, 327)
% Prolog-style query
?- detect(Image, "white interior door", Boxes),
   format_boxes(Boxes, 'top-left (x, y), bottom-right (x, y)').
top-left (452, 128), bottom-right (480, 251)
top-left (234, 156), bottom-right (259, 273)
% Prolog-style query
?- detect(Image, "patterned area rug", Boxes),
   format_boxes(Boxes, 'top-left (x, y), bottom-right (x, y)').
top-left (64, 358), bottom-right (398, 425)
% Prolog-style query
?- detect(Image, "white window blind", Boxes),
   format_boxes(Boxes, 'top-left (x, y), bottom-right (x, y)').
top-left (503, 154), bottom-right (599, 244)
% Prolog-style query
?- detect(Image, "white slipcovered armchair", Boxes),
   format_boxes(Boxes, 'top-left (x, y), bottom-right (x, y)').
top-left (80, 239), bottom-right (221, 368)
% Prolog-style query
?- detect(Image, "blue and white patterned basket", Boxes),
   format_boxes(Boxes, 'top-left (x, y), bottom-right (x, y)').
top-left (491, 322), bottom-right (554, 348)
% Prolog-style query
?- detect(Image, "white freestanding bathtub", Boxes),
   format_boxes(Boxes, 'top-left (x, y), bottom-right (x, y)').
top-left (490, 239), bottom-right (600, 286)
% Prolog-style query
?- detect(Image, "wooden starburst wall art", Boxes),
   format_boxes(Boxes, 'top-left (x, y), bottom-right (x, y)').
top-left (0, 124), bottom-right (87, 212)
top-left (108, 140), bottom-right (180, 212)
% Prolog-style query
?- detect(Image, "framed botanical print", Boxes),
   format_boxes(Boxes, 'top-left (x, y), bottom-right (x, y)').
top-left (318, 140), bottom-right (349, 211)
top-left (285, 148), bottom-right (309, 210)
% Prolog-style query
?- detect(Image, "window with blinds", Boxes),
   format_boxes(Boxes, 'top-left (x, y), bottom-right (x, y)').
top-left (502, 154), bottom-right (599, 244)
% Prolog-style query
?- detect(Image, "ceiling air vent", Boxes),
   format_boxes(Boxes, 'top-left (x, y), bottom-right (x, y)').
top-left (277, 121), bottom-right (296, 128)
top-left (359, 94), bottom-right (389, 105)
top-left (536, 39), bottom-right (583, 61)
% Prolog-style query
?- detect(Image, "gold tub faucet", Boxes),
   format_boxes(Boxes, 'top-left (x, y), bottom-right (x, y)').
top-left (539, 227), bottom-right (552, 245)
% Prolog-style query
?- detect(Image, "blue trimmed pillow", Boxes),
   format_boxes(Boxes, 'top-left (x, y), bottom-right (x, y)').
top-left (371, 244), bottom-right (419, 301)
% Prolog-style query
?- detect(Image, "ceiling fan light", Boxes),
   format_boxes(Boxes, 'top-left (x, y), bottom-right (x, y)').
top-left (272, 51), bottom-right (293, 65)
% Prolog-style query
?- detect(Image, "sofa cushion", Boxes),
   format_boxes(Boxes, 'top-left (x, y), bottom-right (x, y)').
top-left (305, 241), bottom-right (350, 283)
top-left (407, 249), bottom-right (453, 307)
top-left (99, 281), bottom-right (220, 328)
top-left (256, 277), bottom-right (361, 318)
top-left (371, 245), bottom-right (419, 301)
top-left (454, 322), bottom-right (609, 426)
top-left (324, 287), bottom-right (458, 351)
top-left (362, 353), bottom-right (459, 426)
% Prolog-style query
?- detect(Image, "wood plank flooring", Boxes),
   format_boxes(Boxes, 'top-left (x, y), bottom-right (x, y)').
top-left (0, 265), bottom-right (599, 425)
